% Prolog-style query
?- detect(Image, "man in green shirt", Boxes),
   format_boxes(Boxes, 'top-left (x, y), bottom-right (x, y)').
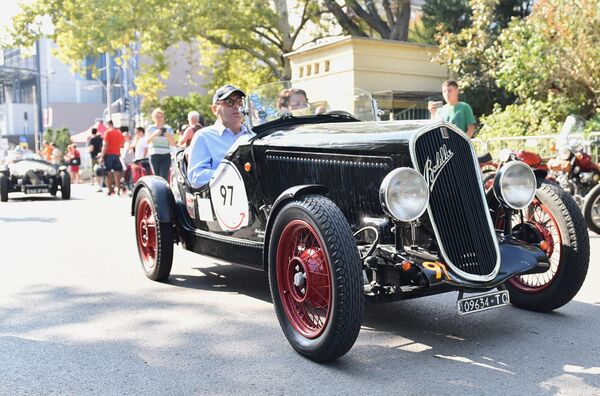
top-left (428, 80), bottom-right (476, 138)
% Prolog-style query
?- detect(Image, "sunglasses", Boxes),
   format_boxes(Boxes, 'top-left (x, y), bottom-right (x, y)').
top-left (219, 97), bottom-right (244, 107)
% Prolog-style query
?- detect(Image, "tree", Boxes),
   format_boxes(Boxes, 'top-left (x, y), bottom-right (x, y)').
top-left (480, 0), bottom-right (600, 137)
top-left (434, 0), bottom-right (533, 117)
top-left (322, 0), bottom-right (412, 41)
top-left (9, 0), bottom-right (328, 101)
top-left (415, 0), bottom-right (472, 44)
top-left (144, 93), bottom-right (215, 133)
top-left (44, 127), bottom-right (71, 153)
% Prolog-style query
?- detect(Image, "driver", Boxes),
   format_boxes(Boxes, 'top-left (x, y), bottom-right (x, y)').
top-left (187, 84), bottom-right (251, 188)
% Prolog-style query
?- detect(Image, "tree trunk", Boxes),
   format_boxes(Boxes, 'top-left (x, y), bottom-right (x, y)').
top-left (390, 0), bottom-right (411, 41)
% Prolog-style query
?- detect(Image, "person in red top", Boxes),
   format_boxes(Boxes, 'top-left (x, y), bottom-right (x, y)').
top-left (64, 144), bottom-right (81, 184)
top-left (99, 120), bottom-right (124, 195)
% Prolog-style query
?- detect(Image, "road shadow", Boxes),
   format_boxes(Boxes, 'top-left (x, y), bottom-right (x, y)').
top-left (167, 263), bottom-right (271, 303)
top-left (7, 196), bottom-right (81, 202)
top-left (1, 284), bottom-right (599, 394)
top-left (0, 216), bottom-right (57, 223)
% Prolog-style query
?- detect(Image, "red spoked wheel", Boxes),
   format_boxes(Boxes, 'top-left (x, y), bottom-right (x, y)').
top-left (268, 195), bottom-right (363, 362)
top-left (276, 220), bottom-right (332, 339)
top-left (506, 199), bottom-right (562, 293)
top-left (134, 188), bottom-right (173, 281)
top-left (495, 181), bottom-right (589, 312)
top-left (137, 197), bottom-right (158, 271)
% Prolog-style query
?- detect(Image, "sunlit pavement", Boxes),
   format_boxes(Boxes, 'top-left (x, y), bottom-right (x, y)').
top-left (1, 184), bottom-right (599, 395)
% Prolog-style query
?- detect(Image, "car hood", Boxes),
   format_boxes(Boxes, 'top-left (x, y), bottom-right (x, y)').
top-left (254, 120), bottom-right (432, 153)
top-left (9, 159), bottom-right (57, 176)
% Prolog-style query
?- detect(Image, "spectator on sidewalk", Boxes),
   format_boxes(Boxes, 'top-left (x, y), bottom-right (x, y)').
top-left (87, 128), bottom-right (103, 189)
top-left (98, 120), bottom-right (124, 195)
top-left (428, 80), bottom-right (476, 138)
top-left (42, 142), bottom-right (53, 162)
top-left (64, 144), bottom-right (81, 184)
top-left (146, 108), bottom-right (175, 180)
top-left (178, 111), bottom-right (205, 148)
top-left (50, 143), bottom-right (63, 168)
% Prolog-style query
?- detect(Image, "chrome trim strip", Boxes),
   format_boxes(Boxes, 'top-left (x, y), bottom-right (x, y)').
top-left (409, 121), bottom-right (501, 282)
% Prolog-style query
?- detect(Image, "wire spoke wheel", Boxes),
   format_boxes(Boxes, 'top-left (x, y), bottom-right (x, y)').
top-left (494, 181), bottom-right (589, 312)
top-left (276, 220), bottom-right (332, 339)
top-left (137, 197), bottom-right (158, 271)
top-left (134, 188), bottom-right (174, 282)
top-left (507, 199), bottom-right (562, 293)
top-left (268, 195), bottom-right (363, 361)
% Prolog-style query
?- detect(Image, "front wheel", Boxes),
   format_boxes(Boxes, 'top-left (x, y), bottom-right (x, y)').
top-left (582, 183), bottom-right (600, 234)
top-left (134, 188), bottom-right (174, 281)
top-left (0, 174), bottom-right (8, 202)
top-left (500, 181), bottom-right (589, 312)
top-left (60, 171), bottom-right (71, 199)
top-left (268, 195), bottom-right (364, 362)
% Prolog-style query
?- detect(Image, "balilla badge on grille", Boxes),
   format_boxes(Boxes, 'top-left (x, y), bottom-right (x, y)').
top-left (422, 144), bottom-right (454, 191)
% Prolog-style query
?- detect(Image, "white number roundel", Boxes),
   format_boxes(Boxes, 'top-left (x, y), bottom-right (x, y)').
top-left (209, 160), bottom-right (249, 231)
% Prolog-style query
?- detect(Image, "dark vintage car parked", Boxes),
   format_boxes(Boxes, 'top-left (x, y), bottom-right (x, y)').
top-left (131, 83), bottom-right (589, 362)
top-left (0, 150), bottom-right (71, 202)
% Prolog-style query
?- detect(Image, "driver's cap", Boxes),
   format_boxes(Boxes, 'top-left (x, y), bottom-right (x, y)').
top-left (212, 85), bottom-right (246, 105)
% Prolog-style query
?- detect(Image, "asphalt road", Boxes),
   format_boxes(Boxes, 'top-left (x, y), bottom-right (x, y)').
top-left (1, 184), bottom-right (599, 395)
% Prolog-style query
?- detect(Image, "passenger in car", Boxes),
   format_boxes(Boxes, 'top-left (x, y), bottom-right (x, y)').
top-left (277, 88), bottom-right (312, 116)
top-left (187, 85), bottom-right (251, 188)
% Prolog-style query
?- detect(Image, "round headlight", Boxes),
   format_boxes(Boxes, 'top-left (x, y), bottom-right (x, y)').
top-left (379, 168), bottom-right (429, 222)
top-left (493, 161), bottom-right (536, 210)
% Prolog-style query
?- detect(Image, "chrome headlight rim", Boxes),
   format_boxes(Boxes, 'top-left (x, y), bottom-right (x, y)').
top-left (494, 161), bottom-right (536, 210)
top-left (379, 167), bottom-right (430, 222)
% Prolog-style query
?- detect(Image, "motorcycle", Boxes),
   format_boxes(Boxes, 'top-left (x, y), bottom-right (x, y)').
top-left (547, 115), bottom-right (600, 233)
top-left (548, 115), bottom-right (599, 202)
top-left (483, 149), bottom-right (589, 310)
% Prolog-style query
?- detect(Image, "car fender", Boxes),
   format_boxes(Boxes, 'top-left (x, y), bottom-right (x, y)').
top-left (262, 184), bottom-right (328, 270)
top-left (130, 175), bottom-right (177, 223)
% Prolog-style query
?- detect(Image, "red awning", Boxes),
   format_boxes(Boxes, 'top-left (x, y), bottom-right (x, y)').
top-left (70, 121), bottom-right (107, 144)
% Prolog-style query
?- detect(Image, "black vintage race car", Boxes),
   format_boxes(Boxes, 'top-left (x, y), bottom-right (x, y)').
top-left (131, 83), bottom-right (589, 362)
top-left (0, 150), bottom-right (71, 202)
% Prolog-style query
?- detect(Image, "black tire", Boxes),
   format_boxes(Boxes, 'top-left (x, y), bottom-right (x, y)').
top-left (582, 183), bottom-right (600, 234)
top-left (506, 181), bottom-right (589, 312)
top-left (268, 194), bottom-right (364, 362)
top-left (134, 188), bottom-right (174, 281)
top-left (60, 171), bottom-right (71, 199)
top-left (0, 174), bottom-right (8, 202)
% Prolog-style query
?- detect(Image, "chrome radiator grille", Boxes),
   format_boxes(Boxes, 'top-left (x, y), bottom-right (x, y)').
top-left (411, 126), bottom-right (499, 280)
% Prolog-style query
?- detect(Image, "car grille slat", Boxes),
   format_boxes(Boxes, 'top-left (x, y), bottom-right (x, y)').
top-left (412, 126), bottom-right (499, 280)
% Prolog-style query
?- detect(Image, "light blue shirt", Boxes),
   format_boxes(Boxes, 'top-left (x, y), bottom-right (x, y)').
top-left (187, 121), bottom-right (252, 188)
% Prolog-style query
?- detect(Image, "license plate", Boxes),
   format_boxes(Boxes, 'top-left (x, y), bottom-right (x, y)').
top-left (25, 188), bottom-right (49, 194)
top-left (457, 290), bottom-right (510, 316)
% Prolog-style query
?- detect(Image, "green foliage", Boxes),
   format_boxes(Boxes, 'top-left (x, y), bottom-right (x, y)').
top-left (44, 127), bottom-right (71, 152)
top-left (434, 0), bottom-right (533, 117)
top-left (479, 96), bottom-right (573, 137)
top-left (198, 39), bottom-right (275, 92)
top-left (585, 114), bottom-right (600, 133)
top-left (416, 0), bottom-right (472, 44)
top-left (480, 0), bottom-right (600, 137)
top-left (144, 93), bottom-right (215, 132)
top-left (493, 0), bottom-right (600, 117)
top-left (9, 0), bottom-right (328, 101)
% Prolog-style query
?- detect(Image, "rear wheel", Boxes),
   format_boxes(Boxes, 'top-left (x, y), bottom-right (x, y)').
top-left (582, 184), bottom-right (600, 234)
top-left (0, 174), bottom-right (8, 202)
top-left (134, 188), bottom-right (173, 281)
top-left (268, 195), bottom-right (364, 362)
top-left (496, 181), bottom-right (589, 311)
top-left (60, 171), bottom-right (71, 199)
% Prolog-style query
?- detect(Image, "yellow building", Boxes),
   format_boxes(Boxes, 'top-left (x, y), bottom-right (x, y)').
top-left (284, 36), bottom-right (450, 120)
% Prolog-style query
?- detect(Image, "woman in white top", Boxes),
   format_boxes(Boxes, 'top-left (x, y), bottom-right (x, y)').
top-left (145, 108), bottom-right (175, 180)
